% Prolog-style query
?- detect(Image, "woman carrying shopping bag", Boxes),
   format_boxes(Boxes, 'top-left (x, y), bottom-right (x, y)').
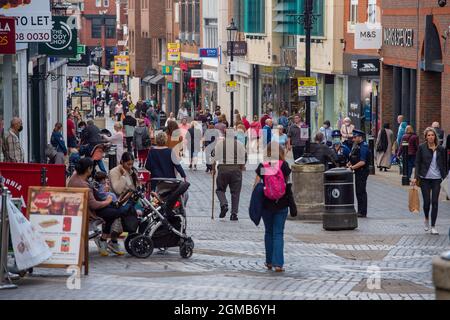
top-left (411, 127), bottom-right (448, 235)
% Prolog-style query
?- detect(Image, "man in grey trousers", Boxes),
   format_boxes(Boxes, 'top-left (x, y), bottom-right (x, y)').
top-left (213, 129), bottom-right (247, 221)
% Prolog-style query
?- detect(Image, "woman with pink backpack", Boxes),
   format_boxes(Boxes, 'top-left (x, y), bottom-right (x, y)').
top-left (253, 142), bottom-right (296, 273)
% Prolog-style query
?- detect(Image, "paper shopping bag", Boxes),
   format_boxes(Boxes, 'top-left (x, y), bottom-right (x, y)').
top-left (408, 186), bottom-right (420, 214)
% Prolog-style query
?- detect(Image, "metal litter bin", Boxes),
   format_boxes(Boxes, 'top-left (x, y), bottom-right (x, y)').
top-left (323, 168), bottom-right (358, 231)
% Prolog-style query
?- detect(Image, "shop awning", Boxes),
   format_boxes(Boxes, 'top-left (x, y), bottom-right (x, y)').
top-left (142, 75), bottom-right (155, 83)
top-left (150, 74), bottom-right (165, 85)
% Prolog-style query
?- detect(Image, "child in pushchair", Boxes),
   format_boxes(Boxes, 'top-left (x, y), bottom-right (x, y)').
top-left (124, 178), bottom-right (194, 259)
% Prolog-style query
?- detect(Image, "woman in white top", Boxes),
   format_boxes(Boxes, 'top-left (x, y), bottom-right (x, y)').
top-left (340, 117), bottom-right (355, 147)
top-left (102, 122), bottom-right (124, 164)
top-left (165, 112), bottom-right (176, 127)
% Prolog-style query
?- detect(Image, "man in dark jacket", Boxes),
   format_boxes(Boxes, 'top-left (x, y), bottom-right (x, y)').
top-left (310, 132), bottom-right (337, 168)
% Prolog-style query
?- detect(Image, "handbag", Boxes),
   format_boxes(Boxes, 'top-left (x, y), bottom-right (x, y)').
top-left (408, 186), bottom-right (420, 214)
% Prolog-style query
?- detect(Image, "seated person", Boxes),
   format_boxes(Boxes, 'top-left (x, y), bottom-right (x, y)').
top-left (94, 171), bottom-right (118, 202)
top-left (310, 132), bottom-right (338, 168)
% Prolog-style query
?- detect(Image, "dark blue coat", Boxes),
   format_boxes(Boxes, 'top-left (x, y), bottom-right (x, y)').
top-left (249, 183), bottom-right (265, 226)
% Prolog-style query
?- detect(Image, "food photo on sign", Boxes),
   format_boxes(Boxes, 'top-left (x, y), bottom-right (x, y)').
top-left (27, 187), bottom-right (89, 267)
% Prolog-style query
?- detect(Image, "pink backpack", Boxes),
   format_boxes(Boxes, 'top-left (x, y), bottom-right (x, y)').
top-left (263, 160), bottom-right (286, 201)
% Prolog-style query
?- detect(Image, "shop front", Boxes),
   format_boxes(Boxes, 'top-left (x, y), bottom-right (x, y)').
top-left (344, 54), bottom-right (380, 135)
top-left (202, 68), bottom-right (218, 112)
top-left (180, 60), bottom-right (202, 117)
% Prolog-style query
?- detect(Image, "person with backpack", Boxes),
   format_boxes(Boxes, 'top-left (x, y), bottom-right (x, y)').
top-left (253, 141), bottom-right (295, 273)
top-left (133, 119), bottom-right (151, 168)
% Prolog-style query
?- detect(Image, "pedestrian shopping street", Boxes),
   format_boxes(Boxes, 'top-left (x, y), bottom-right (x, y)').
top-left (2, 160), bottom-right (449, 300)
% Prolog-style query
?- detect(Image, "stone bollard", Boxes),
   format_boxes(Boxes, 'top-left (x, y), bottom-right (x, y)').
top-left (289, 163), bottom-right (325, 220)
top-left (432, 255), bottom-right (450, 300)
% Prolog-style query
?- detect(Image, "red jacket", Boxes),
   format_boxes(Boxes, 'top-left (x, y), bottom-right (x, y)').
top-left (242, 118), bottom-right (250, 130)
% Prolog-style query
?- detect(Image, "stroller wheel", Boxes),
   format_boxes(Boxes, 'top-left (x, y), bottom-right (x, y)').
top-left (124, 233), bottom-right (140, 255)
top-left (180, 238), bottom-right (194, 259)
top-left (129, 235), bottom-right (154, 259)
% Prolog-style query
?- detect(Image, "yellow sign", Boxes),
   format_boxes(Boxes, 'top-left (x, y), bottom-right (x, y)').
top-left (167, 43), bottom-right (180, 51)
top-left (74, 87), bottom-right (81, 92)
top-left (96, 84), bottom-right (104, 91)
top-left (297, 77), bottom-right (317, 97)
top-left (297, 77), bottom-right (317, 87)
top-left (226, 81), bottom-right (237, 87)
top-left (167, 52), bottom-right (180, 62)
top-left (114, 55), bottom-right (130, 76)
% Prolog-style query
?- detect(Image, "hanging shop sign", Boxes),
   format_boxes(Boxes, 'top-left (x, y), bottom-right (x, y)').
top-left (162, 65), bottom-right (173, 75)
top-left (203, 70), bottom-right (218, 83)
top-left (114, 55), bottom-right (130, 75)
top-left (354, 24), bottom-right (382, 50)
top-left (191, 69), bottom-right (203, 78)
top-left (167, 42), bottom-right (180, 61)
top-left (0, 0), bottom-right (52, 43)
top-left (297, 77), bottom-right (317, 97)
top-left (38, 16), bottom-right (77, 57)
top-left (357, 59), bottom-right (380, 76)
top-left (199, 48), bottom-right (218, 58)
top-left (0, 16), bottom-right (16, 54)
top-left (383, 28), bottom-right (414, 47)
top-left (227, 41), bottom-right (247, 56)
top-left (173, 67), bottom-right (181, 83)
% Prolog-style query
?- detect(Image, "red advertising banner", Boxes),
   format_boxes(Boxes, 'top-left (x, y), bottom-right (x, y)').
top-left (0, 163), bottom-right (66, 215)
top-left (0, 16), bottom-right (16, 54)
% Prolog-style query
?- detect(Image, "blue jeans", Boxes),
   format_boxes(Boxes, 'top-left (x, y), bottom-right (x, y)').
top-left (407, 155), bottom-right (415, 180)
top-left (262, 208), bottom-right (288, 268)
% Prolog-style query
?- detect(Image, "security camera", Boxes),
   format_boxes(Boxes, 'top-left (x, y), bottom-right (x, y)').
top-left (438, 0), bottom-right (447, 7)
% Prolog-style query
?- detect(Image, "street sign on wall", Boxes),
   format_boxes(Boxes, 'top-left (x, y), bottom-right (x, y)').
top-left (298, 77), bottom-right (317, 97)
top-left (38, 17), bottom-right (77, 57)
top-left (191, 69), bottom-right (203, 78)
top-left (0, 16), bottom-right (16, 54)
top-left (0, 0), bottom-right (52, 43)
top-left (199, 48), bottom-right (218, 58)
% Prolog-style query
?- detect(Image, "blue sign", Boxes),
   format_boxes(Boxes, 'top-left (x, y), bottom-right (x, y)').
top-left (199, 48), bottom-right (218, 58)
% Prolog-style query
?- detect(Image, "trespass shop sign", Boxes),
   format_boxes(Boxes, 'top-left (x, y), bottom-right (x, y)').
top-left (0, 0), bottom-right (52, 43)
top-left (38, 16), bottom-right (77, 57)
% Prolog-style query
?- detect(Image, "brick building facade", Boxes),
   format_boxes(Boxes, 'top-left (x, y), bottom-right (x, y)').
top-left (380, 0), bottom-right (450, 138)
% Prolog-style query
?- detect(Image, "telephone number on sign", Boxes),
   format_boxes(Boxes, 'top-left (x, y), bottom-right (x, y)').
top-left (16, 32), bottom-right (51, 42)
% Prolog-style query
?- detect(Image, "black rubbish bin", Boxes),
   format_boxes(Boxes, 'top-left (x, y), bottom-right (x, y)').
top-left (323, 168), bottom-right (358, 231)
top-left (108, 145), bottom-right (117, 171)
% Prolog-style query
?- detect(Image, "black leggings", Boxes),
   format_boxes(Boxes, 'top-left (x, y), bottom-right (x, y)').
top-left (420, 178), bottom-right (442, 227)
top-left (96, 204), bottom-right (130, 234)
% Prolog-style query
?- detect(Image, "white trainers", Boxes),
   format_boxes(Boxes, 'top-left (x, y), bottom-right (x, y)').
top-left (424, 220), bottom-right (430, 232)
top-left (431, 227), bottom-right (439, 235)
top-left (94, 238), bottom-right (109, 256)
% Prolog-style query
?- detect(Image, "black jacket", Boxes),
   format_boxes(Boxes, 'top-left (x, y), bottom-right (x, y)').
top-left (415, 143), bottom-right (448, 180)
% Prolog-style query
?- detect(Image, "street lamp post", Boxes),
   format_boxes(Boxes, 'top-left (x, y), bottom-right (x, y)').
top-left (227, 18), bottom-right (238, 128)
top-left (288, 0), bottom-right (319, 158)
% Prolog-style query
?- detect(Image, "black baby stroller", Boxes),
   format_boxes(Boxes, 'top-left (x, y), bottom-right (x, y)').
top-left (124, 178), bottom-right (194, 259)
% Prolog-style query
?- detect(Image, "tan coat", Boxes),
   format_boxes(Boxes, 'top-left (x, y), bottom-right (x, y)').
top-left (375, 128), bottom-right (395, 169)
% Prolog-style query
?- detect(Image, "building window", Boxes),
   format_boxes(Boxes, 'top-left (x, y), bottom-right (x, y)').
top-left (367, 0), bottom-right (377, 24)
top-left (204, 19), bottom-right (218, 48)
top-left (284, 0), bottom-right (324, 37)
top-left (194, 0), bottom-right (200, 34)
top-left (187, 0), bottom-right (193, 34)
top-left (350, 0), bottom-right (358, 25)
top-left (180, 0), bottom-right (186, 32)
top-left (96, 0), bottom-right (101, 7)
top-left (103, 0), bottom-right (109, 7)
top-left (91, 18), bottom-right (102, 38)
top-left (244, 0), bottom-right (265, 34)
top-left (175, 2), bottom-right (179, 23)
top-left (105, 18), bottom-right (116, 39)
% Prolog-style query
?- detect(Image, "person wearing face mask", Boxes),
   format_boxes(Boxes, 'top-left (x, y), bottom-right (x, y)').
top-left (330, 130), bottom-right (351, 168)
top-left (3, 117), bottom-right (24, 163)
top-left (340, 117), bottom-right (355, 148)
top-left (319, 120), bottom-right (333, 147)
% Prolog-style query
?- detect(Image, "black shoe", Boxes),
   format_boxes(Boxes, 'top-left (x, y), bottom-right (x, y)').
top-left (230, 214), bottom-right (238, 221)
top-left (219, 205), bottom-right (228, 218)
top-left (357, 213), bottom-right (367, 218)
top-left (189, 164), bottom-right (192, 169)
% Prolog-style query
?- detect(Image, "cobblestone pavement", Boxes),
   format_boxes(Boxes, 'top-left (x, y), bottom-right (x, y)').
top-left (1, 117), bottom-right (449, 300)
